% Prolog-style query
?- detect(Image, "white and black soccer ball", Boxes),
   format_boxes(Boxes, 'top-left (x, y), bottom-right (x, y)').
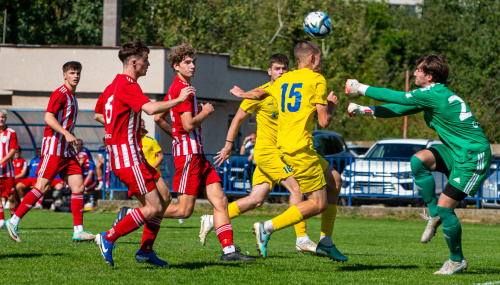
top-left (303, 11), bottom-right (332, 39)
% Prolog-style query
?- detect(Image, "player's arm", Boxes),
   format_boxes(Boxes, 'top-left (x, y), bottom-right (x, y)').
top-left (214, 107), bottom-right (250, 166)
top-left (0, 149), bottom-right (16, 166)
top-left (154, 112), bottom-right (173, 138)
top-left (230, 86), bottom-right (267, 100)
top-left (345, 79), bottom-right (424, 106)
top-left (83, 171), bottom-right (93, 187)
top-left (45, 112), bottom-right (77, 145)
top-left (142, 86), bottom-right (194, 115)
top-left (94, 113), bottom-right (105, 125)
top-left (348, 103), bottom-right (423, 118)
top-left (153, 151), bottom-right (164, 169)
top-left (316, 91), bottom-right (338, 128)
top-left (15, 162), bottom-right (28, 179)
top-left (180, 102), bottom-right (214, 133)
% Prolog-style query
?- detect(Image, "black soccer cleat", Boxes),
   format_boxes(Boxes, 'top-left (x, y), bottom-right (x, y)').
top-left (113, 206), bottom-right (131, 227)
top-left (220, 250), bottom-right (256, 262)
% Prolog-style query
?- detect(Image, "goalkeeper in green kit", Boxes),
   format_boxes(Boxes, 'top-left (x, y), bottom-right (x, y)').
top-left (345, 54), bottom-right (491, 275)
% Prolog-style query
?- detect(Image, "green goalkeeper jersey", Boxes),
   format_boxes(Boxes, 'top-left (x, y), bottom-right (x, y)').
top-left (365, 83), bottom-right (490, 163)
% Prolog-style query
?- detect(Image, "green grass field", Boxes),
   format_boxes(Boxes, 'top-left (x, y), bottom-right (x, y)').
top-left (1, 210), bottom-right (500, 284)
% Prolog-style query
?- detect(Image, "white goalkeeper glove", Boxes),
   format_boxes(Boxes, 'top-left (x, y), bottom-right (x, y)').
top-left (348, 103), bottom-right (375, 118)
top-left (345, 79), bottom-right (369, 95)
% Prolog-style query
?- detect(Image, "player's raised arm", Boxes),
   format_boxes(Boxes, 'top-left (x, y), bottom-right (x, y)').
top-left (230, 86), bottom-right (267, 100)
top-left (348, 103), bottom-right (423, 118)
top-left (345, 79), bottom-right (423, 106)
top-left (214, 107), bottom-right (250, 167)
top-left (316, 91), bottom-right (337, 128)
top-left (142, 86), bottom-right (193, 115)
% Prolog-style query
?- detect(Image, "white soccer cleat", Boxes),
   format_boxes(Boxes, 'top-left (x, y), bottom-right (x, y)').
top-left (95, 181), bottom-right (103, 191)
top-left (420, 211), bottom-right (442, 243)
top-left (34, 203), bottom-right (43, 210)
top-left (199, 214), bottom-right (214, 246)
top-left (434, 259), bottom-right (468, 275)
top-left (296, 239), bottom-right (317, 254)
top-left (178, 219), bottom-right (184, 224)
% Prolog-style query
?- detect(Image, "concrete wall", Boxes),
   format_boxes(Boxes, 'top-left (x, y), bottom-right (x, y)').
top-left (0, 45), bottom-right (267, 153)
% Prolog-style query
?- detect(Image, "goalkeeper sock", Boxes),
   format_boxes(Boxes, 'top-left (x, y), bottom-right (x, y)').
top-left (437, 206), bottom-right (463, 262)
top-left (411, 156), bottom-right (438, 218)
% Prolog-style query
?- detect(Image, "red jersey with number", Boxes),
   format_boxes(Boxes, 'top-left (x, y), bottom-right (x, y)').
top-left (166, 76), bottom-right (204, 156)
top-left (0, 127), bottom-right (19, 178)
top-left (95, 74), bottom-right (150, 170)
top-left (13, 157), bottom-right (27, 177)
top-left (42, 85), bottom-right (78, 157)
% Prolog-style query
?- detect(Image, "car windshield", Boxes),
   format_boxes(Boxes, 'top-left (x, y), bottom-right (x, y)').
top-left (365, 143), bottom-right (426, 159)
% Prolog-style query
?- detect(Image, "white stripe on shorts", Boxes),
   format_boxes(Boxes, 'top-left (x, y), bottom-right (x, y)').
top-left (464, 152), bottom-right (485, 194)
top-left (179, 154), bottom-right (192, 194)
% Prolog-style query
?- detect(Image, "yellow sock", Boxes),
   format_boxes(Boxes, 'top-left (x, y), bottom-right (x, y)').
top-left (320, 204), bottom-right (337, 237)
top-left (271, 205), bottom-right (304, 232)
top-left (227, 202), bottom-right (242, 219)
top-left (294, 221), bottom-right (307, 237)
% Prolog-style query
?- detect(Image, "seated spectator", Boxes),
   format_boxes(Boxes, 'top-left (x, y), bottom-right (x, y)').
top-left (95, 137), bottom-right (107, 190)
top-left (75, 138), bottom-right (94, 163)
top-left (12, 148), bottom-right (28, 202)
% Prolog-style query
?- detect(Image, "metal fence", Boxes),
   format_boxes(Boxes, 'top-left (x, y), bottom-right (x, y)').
top-left (101, 154), bottom-right (500, 208)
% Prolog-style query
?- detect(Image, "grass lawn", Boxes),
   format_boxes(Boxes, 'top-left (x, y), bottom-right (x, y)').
top-left (1, 210), bottom-right (499, 284)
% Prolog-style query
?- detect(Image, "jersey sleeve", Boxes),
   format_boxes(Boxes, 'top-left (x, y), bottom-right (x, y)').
top-left (9, 132), bottom-right (18, 150)
top-left (313, 75), bottom-right (328, 105)
top-left (88, 160), bottom-right (95, 172)
top-left (95, 93), bottom-right (104, 114)
top-left (240, 99), bottom-right (260, 114)
top-left (124, 83), bottom-right (151, 113)
top-left (177, 94), bottom-right (195, 114)
top-left (374, 104), bottom-right (423, 118)
top-left (46, 91), bottom-right (65, 114)
top-left (22, 160), bottom-right (28, 172)
top-left (366, 86), bottom-right (439, 108)
top-left (264, 81), bottom-right (280, 103)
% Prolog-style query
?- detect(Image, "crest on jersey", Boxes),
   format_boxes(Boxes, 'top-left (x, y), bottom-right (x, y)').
top-left (1, 136), bottom-right (6, 143)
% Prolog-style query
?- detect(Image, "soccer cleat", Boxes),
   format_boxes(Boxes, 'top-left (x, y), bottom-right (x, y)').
top-left (113, 206), bottom-right (131, 227)
top-left (434, 259), bottom-right (468, 275)
top-left (135, 249), bottom-right (168, 267)
top-left (96, 232), bottom-right (115, 266)
top-left (199, 214), bottom-right (214, 245)
top-left (316, 242), bottom-right (348, 262)
top-left (420, 211), bottom-right (442, 243)
top-left (220, 250), bottom-right (256, 261)
top-left (5, 219), bottom-right (21, 242)
top-left (95, 181), bottom-right (103, 191)
top-left (178, 219), bottom-right (184, 224)
top-left (252, 222), bottom-right (270, 259)
top-left (34, 203), bottom-right (43, 210)
top-left (0, 220), bottom-right (5, 230)
top-left (73, 231), bottom-right (96, 242)
top-left (296, 239), bottom-right (318, 254)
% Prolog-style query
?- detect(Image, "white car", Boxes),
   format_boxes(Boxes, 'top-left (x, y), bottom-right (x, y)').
top-left (481, 168), bottom-right (500, 209)
top-left (341, 138), bottom-right (446, 202)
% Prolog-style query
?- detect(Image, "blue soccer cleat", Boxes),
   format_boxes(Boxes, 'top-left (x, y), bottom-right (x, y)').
top-left (6, 219), bottom-right (21, 242)
top-left (135, 249), bottom-right (168, 267)
top-left (96, 232), bottom-right (115, 266)
top-left (252, 222), bottom-right (270, 259)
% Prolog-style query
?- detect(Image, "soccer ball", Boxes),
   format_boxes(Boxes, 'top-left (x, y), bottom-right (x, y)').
top-left (303, 11), bottom-right (332, 39)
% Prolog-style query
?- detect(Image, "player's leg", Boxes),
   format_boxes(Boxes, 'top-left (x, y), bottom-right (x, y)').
top-left (15, 180), bottom-right (27, 202)
top-left (0, 188), bottom-right (5, 229)
top-left (204, 181), bottom-right (254, 261)
top-left (66, 173), bottom-right (95, 242)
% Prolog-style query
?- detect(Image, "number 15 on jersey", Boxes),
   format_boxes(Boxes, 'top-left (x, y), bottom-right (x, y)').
top-left (281, 83), bottom-right (302, 113)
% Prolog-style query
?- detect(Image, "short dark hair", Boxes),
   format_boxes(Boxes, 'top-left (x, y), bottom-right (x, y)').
top-left (166, 43), bottom-right (197, 73)
top-left (118, 38), bottom-right (150, 63)
top-left (268, 54), bottom-right (289, 69)
top-left (62, 61), bottom-right (82, 73)
top-left (416, 54), bottom-right (449, 84)
top-left (294, 41), bottom-right (320, 64)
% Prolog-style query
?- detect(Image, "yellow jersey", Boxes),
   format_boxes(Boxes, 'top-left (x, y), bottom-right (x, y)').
top-left (239, 82), bottom-right (279, 150)
top-left (265, 68), bottom-right (327, 154)
top-left (141, 135), bottom-right (163, 174)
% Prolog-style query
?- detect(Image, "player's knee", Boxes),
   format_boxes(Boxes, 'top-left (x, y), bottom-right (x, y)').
top-left (410, 155), bottom-right (431, 179)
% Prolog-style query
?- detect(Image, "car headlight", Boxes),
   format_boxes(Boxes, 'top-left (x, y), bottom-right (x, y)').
top-left (392, 172), bottom-right (413, 179)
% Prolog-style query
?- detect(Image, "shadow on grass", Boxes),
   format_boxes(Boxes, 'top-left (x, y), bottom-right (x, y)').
top-left (339, 264), bottom-right (418, 271)
top-left (21, 227), bottom-right (72, 230)
top-left (0, 253), bottom-right (63, 259)
top-left (163, 261), bottom-right (250, 270)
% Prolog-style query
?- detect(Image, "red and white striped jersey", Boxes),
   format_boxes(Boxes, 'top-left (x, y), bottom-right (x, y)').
top-left (13, 157), bottom-right (27, 177)
top-left (0, 127), bottom-right (19, 178)
top-left (166, 76), bottom-right (204, 156)
top-left (42, 85), bottom-right (78, 157)
top-left (95, 74), bottom-right (150, 170)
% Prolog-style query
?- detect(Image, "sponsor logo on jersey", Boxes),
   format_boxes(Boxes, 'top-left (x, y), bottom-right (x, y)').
top-left (405, 93), bottom-right (413, 98)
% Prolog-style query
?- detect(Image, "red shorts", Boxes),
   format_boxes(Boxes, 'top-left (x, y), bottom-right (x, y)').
top-left (172, 154), bottom-right (221, 196)
top-left (19, 177), bottom-right (37, 188)
top-left (36, 154), bottom-right (82, 180)
top-left (112, 163), bottom-right (160, 198)
top-left (0, 177), bottom-right (15, 197)
top-left (51, 179), bottom-right (66, 188)
top-left (14, 178), bottom-right (22, 186)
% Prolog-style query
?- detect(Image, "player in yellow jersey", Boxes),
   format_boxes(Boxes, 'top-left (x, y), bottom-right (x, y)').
top-left (140, 120), bottom-right (164, 175)
top-left (231, 41), bottom-right (347, 262)
top-left (198, 54), bottom-right (318, 253)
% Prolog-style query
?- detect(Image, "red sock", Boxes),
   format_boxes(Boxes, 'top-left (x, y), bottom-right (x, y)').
top-left (215, 223), bottom-right (234, 248)
top-left (15, 188), bottom-right (43, 219)
top-left (140, 216), bottom-right (162, 253)
top-left (10, 205), bottom-right (17, 216)
top-left (105, 208), bottom-right (146, 243)
top-left (37, 198), bottom-right (43, 205)
top-left (0, 206), bottom-right (4, 220)
top-left (71, 193), bottom-right (84, 227)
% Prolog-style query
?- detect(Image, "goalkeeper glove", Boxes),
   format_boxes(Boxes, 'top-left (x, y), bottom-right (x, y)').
top-left (345, 79), bottom-right (369, 95)
top-left (348, 103), bottom-right (375, 118)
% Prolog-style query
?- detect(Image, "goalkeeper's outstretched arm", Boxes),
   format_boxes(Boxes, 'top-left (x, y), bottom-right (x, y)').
top-left (348, 103), bottom-right (422, 118)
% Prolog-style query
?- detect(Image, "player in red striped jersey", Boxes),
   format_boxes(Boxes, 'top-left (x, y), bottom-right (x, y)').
top-left (0, 110), bottom-right (19, 230)
top-left (93, 38), bottom-right (190, 267)
top-left (154, 43), bottom-right (254, 261)
top-left (6, 62), bottom-right (96, 243)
